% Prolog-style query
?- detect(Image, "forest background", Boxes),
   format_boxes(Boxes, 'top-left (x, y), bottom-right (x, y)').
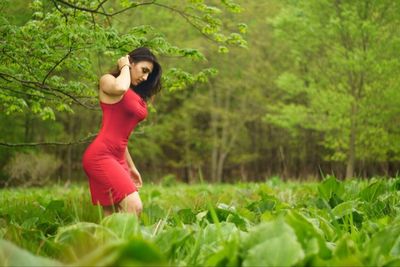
top-left (0, 0), bottom-right (399, 187)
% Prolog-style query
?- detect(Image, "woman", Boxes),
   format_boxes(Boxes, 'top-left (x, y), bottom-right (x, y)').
top-left (82, 47), bottom-right (162, 216)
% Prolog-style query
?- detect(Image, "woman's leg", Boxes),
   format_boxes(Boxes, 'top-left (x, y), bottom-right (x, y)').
top-left (119, 191), bottom-right (143, 217)
top-left (103, 205), bottom-right (118, 217)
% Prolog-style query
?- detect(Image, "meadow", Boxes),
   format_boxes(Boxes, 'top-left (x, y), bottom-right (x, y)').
top-left (0, 176), bottom-right (400, 266)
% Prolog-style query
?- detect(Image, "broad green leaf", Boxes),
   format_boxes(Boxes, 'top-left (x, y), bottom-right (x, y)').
top-left (76, 238), bottom-right (166, 266)
top-left (242, 219), bottom-right (305, 266)
top-left (243, 232), bottom-right (305, 267)
top-left (54, 222), bottom-right (115, 260)
top-left (205, 237), bottom-right (240, 267)
top-left (331, 200), bottom-right (362, 219)
top-left (318, 176), bottom-right (345, 202)
top-left (359, 180), bottom-right (386, 202)
top-left (154, 227), bottom-right (193, 256)
top-left (0, 239), bottom-right (62, 266)
top-left (100, 213), bottom-right (140, 239)
top-left (334, 233), bottom-right (360, 259)
top-left (364, 224), bottom-right (400, 266)
top-left (176, 208), bottom-right (196, 224)
top-left (285, 210), bottom-right (332, 259)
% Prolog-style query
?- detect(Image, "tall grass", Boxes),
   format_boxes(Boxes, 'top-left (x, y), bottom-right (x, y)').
top-left (0, 177), bottom-right (400, 266)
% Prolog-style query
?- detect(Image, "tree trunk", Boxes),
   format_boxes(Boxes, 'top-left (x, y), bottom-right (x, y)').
top-left (210, 84), bottom-right (219, 183)
top-left (183, 138), bottom-right (192, 183)
top-left (66, 113), bottom-right (74, 180)
top-left (24, 112), bottom-right (33, 142)
top-left (346, 102), bottom-right (357, 178)
top-left (217, 152), bottom-right (228, 183)
top-left (240, 163), bottom-right (248, 182)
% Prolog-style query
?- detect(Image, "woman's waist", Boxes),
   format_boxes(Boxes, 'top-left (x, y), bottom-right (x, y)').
top-left (83, 135), bottom-right (127, 158)
top-left (96, 127), bottom-right (133, 141)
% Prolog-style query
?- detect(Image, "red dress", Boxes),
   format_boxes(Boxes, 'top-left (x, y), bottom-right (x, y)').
top-left (82, 89), bottom-right (147, 206)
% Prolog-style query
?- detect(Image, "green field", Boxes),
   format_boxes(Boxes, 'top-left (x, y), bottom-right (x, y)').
top-left (1, 177), bottom-right (400, 266)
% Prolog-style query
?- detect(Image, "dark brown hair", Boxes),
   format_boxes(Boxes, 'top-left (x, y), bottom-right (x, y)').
top-left (109, 47), bottom-right (162, 101)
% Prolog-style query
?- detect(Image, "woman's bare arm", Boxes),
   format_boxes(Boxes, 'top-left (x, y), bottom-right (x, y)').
top-left (125, 147), bottom-right (137, 170)
top-left (99, 55), bottom-right (131, 96)
top-left (99, 69), bottom-right (130, 96)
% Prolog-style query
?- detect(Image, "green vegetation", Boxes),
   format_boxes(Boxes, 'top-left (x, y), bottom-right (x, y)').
top-left (1, 0), bottom-right (399, 183)
top-left (1, 1), bottom-right (399, 265)
top-left (1, 177), bottom-right (400, 266)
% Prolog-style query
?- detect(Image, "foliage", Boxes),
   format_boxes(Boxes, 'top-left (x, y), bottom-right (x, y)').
top-left (1, 0), bottom-right (399, 189)
top-left (1, 177), bottom-right (400, 266)
top-left (0, 0), bottom-right (246, 119)
top-left (268, 0), bottom-right (400, 176)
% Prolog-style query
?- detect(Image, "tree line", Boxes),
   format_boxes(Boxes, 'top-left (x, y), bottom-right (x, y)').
top-left (0, 0), bottom-right (399, 186)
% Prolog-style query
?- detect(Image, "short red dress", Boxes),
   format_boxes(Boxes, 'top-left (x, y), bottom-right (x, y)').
top-left (82, 89), bottom-right (147, 206)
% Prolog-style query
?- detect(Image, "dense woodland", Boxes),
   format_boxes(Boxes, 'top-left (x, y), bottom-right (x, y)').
top-left (0, 0), bottom-right (399, 186)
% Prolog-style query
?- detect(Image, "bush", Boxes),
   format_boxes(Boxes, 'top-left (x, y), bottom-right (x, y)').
top-left (160, 173), bottom-right (178, 187)
top-left (3, 151), bottom-right (61, 187)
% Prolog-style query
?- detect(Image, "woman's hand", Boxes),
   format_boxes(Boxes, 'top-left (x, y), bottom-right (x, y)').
top-left (118, 55), bottom-right (131, 71)
top-left (129, 167), bottom-right (143, 189)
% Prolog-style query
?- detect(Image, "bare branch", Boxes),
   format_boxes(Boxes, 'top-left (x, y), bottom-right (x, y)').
top-left (0, 128), bottom-right (146, 147)
top-left (53, 1), bottom-right (218, 44)
top-left (152, 2), bottom-right (218, 44)
top-left (42, 46), bottom-right (73, 85)
top-left (98, 0), bottom-right (112, 27)
top-left (54, 0), bottom-right (155, 17)
top-left (97, 0), bottom-right (109, 10)
top-left (0, 133), bottom-right (98, 147)
top-left (90, 12), bottom-right (97, 29)
top-left (51, 0), bottom-right (68, 23)
top-left (109, 1), bottom-right (155, 16)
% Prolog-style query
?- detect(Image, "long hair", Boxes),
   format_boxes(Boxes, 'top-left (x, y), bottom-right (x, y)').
top-left (109, 47), bottom-right (162, 101)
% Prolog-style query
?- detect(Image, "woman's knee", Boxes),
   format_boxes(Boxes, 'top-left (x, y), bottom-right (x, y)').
top-left (103, 205), bottom-right (117, 216)
top-left (120, 192), bottom-right (142, 215)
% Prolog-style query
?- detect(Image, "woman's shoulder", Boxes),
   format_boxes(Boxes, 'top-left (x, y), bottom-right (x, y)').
top-left (99, 73), bottom-right (115, 86)
top-left (99, 74), bottom-right (125, 97)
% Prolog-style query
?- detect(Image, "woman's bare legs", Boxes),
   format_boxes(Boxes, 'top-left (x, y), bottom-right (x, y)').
top-left (119, 191), bottom-right (143, 217)
top-left (103, 205), bottom-right (118, 217)
top-left (102, 192), bottom-right (142, 217)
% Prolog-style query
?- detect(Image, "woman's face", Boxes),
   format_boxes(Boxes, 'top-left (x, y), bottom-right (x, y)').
top-left (130, 60), bottom-right (153, 86)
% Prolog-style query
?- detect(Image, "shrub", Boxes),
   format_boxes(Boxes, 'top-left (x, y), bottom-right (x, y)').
top-left (3, 151), bottom-right (61, 187)
top-left (160, 173), bottom-right (178, 187)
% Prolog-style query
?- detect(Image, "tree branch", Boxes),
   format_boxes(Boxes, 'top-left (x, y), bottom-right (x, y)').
top-left (54, 0), bottom-right (155, 17)
top-left (0, 128), bottom-right (146, 147)
top-left (53, 1), bottom-right (219, 44)
top-left (2, 49), bottom-right (40, 83)
top-left (152, 2), bottom-right (218, 44)
top-left (0, 72), bottom-right (98, 110)
top-left (42, 45), bottom-right (73, 85)
top-left (0, 133), bottom-right (98, 147)
top-left (51, 0), bottom-right (68, 23)
top-left (99, 0), bottom-right (112, 27)
top-left (0, 86), bottom-right (53, 101)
